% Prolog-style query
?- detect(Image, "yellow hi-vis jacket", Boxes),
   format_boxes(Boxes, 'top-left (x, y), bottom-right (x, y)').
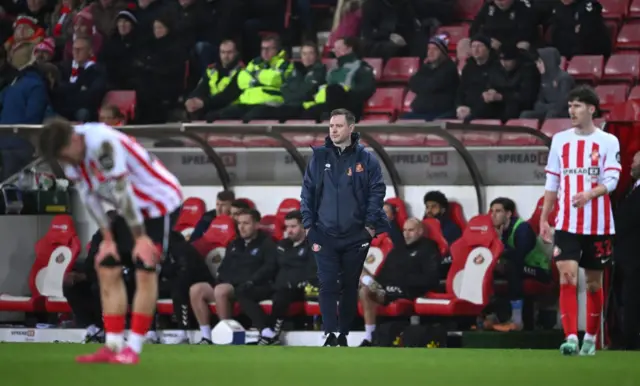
top-left (236, 50), bottom-right (293, 105)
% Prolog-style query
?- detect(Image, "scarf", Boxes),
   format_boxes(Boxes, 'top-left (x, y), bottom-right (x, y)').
top-left (70, 58), bottom-right (95, 83)
top-left (54, 5), bottom-right (71, 37)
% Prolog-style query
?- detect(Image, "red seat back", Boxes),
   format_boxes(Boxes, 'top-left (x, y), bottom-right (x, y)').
top-left (382, 57), bottom-right (420, 82)
top-left (102, 90), bottom-right (136, 120)
top-left (448, 201), bottom-right (467, 230)
top-left (363, 57), bottom-right (383, 80)
top-left (371, 232), bottom-right (388, 247)
top-left (385, 197), bottom-right (409, 229)
top-left (566, 55), bottom-right (604, 83)
top-left (276, 198), bottom-right (301, 222)
top-left (260, 215), bottom-right (284, 241)
top-left (422, 218), bottom-right (449, 256)
top-left (364, 237), bottom-right (394, 276)
top-left (445, 214), bottom-right (502, 305)
top-left (191, 215), bottom-right (236, 257)
top-left (174, 197), bottom-right (206, 239)
top-left (528, 196), bottom-right (559, 235)
top-left (365, 87), bottom-right (405, 116)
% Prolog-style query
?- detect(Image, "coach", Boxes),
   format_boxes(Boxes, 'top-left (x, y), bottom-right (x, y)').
top-left (301, 108), bottom-right (389, 347)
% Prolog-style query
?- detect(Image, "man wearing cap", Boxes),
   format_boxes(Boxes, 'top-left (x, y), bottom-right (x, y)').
top-left (470, 0), bottom-right (538, 51)
top-left (497, 44), bottom-right (539, 120)
top-left (402, 34), bottom-right (459, 121)
top-left (455, 35), bottom-right (504, 122)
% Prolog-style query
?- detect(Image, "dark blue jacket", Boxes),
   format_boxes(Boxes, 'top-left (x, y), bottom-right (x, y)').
top-left (300, 133), bottom-right (389, 237)
top-left (438, 215), bottom-right (462, 245)
top-left (0, 66), bottom-right (51, 124)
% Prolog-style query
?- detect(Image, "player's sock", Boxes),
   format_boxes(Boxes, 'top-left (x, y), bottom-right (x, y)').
top-left (128, 313), bottom-right (154, 354)
top-left (364, 324), bottom-right (376, 341)
top-left (585, 287), bottom-right (604, 340)
top-left (510, 300), bottom-right (523, 325)
top-left (261, 328), bottom-right (276, 339)
top-left (560, 283), bottom-right (578, 338)
top-left (103, 314), bottom-right (125, 352)
top-left (200, 325), bottom-right (212, 341)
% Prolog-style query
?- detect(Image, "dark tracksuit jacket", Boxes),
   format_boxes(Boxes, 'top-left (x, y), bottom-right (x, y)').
top-left (281, 61), bottom-right (326, 106)
top-left (190, 209), bottom-right (217, 242)
top-left (424, 214), bottom-right (462, 245)
top-left (375, 237), bottom-right (440, 298)
top-left (217, 231), bottom-right (277, 287)
top-left (274, 238), bottom-right (318, 289)
top-left (300, 132), bottom-right (389, 238)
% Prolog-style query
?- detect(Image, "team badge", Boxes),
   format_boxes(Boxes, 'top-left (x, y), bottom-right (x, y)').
top-left (590, 150), bottom-right (600, 162)
top-left (312, 243), bottom-right (321, 252)
top-left (355, 163), bottom-right (364, 173)
top-left (98, 142), bottom-right (115, 170)
top-left (366, 254), bottom-right (375, 264)
top-left (55, 254), bottom-right (65, 264)
top-left (553, 246), bottom-right (562, 257)
top-left (473, 254), bottom-right (485, 265)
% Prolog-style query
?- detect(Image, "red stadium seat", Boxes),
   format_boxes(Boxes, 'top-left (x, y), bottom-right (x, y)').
top-left (541, 119), bottom-right (573, 138)
top-left (283, 133), bottom-right (324, 147)
top-left (422, 218), bottom-right (449, 256)
top-left (191, 215), bottom-right (236, 274)
top-left (436, 24), bottom-right (470, 50)
top-left (464, 120), bottom-right (502, 146)
top-left (364, 87), bottom-right (405, 116)
top-left (600, 0), bottom-right (628, 20)
top-left (455, 0), bottom-right (483, 20)
top-left (566, 55), bottom-right (604, 83)
top-left (0, 215), bottom-right (80, 313)
top-left (596, 84), bottom-right (630, 110)
top-left (528, 196), bottom-right (559, 236)
top-left (501, 119), bottom-right (541, 146)
top-left (276, 198), bottom-right (301, 222)
top-left (321, 58), bottom-right (336, 69)
top-left (174, 197), bottom-right (206, 240)
top-left (207, 134), bottom-right (244, 147)
top-left (237, 197), bottom-right (256, 209)
top-left (102, 90), bottom-right (136, 120)
top-left (603, 53), bottom-right (640, 83)
top-left (402, 91), bottom-right (416, 112)
top-left (631, 0), bottom-right (640, 18)
top-left (605, 20), bottom-right (619, 49)
top-left (242, 136), bottom-right (280, 147)
top-left (371, 233), bottom-right (389, 247)
top-left (260, 215), bottom-right (284, 241)
top-left (560, 56), bottom-right (568, 70)
top-left (363, 57), bottom-right (383, 81)
top-left (414, 215), bottom-right (502, 316)
top-left (381, 57), bottom-right (421, 83)
top-left (384, 197), bottom-right (409, 229)
top-left (448, 201), bottom-right (467, 230)
top-left (630, 85), bottom-right (640, 100)
top-left (616, 22), bottom-right (640, 49)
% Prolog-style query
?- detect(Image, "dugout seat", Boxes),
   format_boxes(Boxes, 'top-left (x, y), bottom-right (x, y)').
top-left (174, 197), bottom-right (206, 241)
top-left (385, 197), bottom-right (409, 229)
top-left (363, 57), bottom-right (383, 81)
top-left (422, 218), bottom-right (449, 257)
top-left (414, 214), bottom-right (502, 316)
top-left (276, 198), bottom-right (300, 222)
top-left (381, 57), bottom-right (420, 83)
top-left (528, 196), bottom-right (559, 236)
top-left (371, 233), bottom-right (390, 247)
top-left (0, 215), bottom-right (80, 313)
top-left (260, 215), bottom-right (284, 241)
top-left (191, 215), bottom-right (235, 276)
top-left (448, 201), bottom-right (467, 231)
top-left (364, 87), bottom-right (405, 117)
top-left (603, 53), bottom-right (640, 83)
top-left (566, 55), bottom-right (604, 84)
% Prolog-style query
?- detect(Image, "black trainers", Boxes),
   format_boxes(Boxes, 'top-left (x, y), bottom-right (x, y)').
top-left (197, 338), bottom-right (213, 345)
top-left (322, 333), bottom-right (338, 347)
top-left (337, 333), bottom-right (348, 347)
top-left (359, 339), bottom-right (372, 347)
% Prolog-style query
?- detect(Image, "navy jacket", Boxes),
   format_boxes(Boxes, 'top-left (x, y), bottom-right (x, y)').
top-left (300, 133), bottom-right (389, 237)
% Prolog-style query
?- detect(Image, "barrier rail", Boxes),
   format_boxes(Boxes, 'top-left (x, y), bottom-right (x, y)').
top-left (0, 122), bottom-right (551, 214)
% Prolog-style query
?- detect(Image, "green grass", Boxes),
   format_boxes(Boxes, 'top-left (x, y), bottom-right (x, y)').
top-left (1, 344), bottom-right (640, 386)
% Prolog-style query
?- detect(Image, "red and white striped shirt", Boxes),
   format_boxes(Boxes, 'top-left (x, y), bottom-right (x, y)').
top-left (63, 123), bottom-right (183, 219)
top-left (545, 128), bottom-right (621, 235)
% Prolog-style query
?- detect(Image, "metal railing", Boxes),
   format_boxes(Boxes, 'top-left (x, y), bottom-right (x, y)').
top-left (0, 121), bottom-right (551, 214)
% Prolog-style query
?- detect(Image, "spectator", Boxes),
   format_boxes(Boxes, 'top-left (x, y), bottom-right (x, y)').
top-left (133, 14), bottom-right (187, 123)
top-left (497, 45), bottom-right (539, 120)
top-left (55, 36), bottom-right (107, 122)
top-left (99, 10), bottom-right (138, 89)
top-left (302, 37), bottom-right (375, 121)
top-left (204, 34), bottom-right (293, 122)
top-left (190, 190), bottom-right (236, 242)
top-left (520, 47), bottom-right (574, 119)
top-left (50, 0), bottom-right (85, 46)
top-left (33, 37), bottom-right (55, 64)
top-left (184, 40), bottom-right (242, 120)
top-left (242, 41), bottom-right (326, 122)
top-left (189, 208), bottom-right (277, 344)
top-left (469, 0), bottom-right (539, 51)
top-left (423, 190), bottom-right (462, 245)
top-left (86, 0), bottom-right (128, 37)
top-left (402, 34), bottom-right (459, 121)
top-left (257, 210), bottom-right (317, 345)
top-left (0, 46), bottom-right (18, 92)
top-left (175, 0), bottom-right (216, 74)
top-left (358, 218), bottom-right (440, 346)
top-left (136, 0), bottom-right (180, 45)
top-left (360, 0), bottom-right (415, 58)
top-left (326, 0), bottom-right (362, 57)
top-left (455, 35), bottom-right (504, 122)
top-left (548, 0), bottom-right (610, 59)
top-left (63, 10), bottom-right (104, 62)
top-left (99, 104), bottom-right (126, 125)
top-left (489, 197), bottom-right (551, 332)
top-left (22, 0), bottom-right (54, 28)
top-left (4, 16), bottom-right (46, 57)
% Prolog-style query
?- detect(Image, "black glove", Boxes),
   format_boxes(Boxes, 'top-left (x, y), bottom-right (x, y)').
top-left (236, 281), bottom-right (254, 293)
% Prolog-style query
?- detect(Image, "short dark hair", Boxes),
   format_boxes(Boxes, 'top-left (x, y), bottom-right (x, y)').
top-left (568, 85), bottom-right (600, 110)
top-left (236, 208), bottom-right (261, 222)
top-left (217, 190), bottom-right (235, 202)
top-left (423, 190), bottom-right (449, 209)
top-left (284, 210), bottom-right (302, 222)
top-left (231, 199), bottom-right (251, 210)
top-left (39, 117), bottom-right (74, 160)
top-left (340, 36), bottom-right (359, 51)
top-left (490, 197), bottom-right (516, 214)
top-left (300, 40), bottom-right (318, 53)
top-left (261, 34), bottom-right (282, 51)
top-left (101, 104), bottom-right (125, 120)
top-left (330, 108), bottom-right (356, 126)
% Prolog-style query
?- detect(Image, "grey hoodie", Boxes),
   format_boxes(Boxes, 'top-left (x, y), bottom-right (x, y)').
top-left (535, 47), bottom-right (575, 113)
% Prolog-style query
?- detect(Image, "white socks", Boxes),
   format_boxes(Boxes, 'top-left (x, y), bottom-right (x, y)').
top-left (567, 334), bottom-right (578, 342)
top-left (261, 328), bottom-right (276, 339)
top-left (200, 325), bottom-right (212, 341)
top-left (127, 333), bottom-right (145, 354)
top-left (365, 324), bottom-right (376, 341)
top-left (584, 333), bottom-right (596, 342)
top-left (105, 332), bottom-right (124, 352)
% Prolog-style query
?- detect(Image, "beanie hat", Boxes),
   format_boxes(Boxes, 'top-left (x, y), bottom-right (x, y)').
top-left (116, 10), bottom-right (138, 24)
top-left (13, 15), bottom-right (38, 31)
top-left (470, 34), bottom-right (491, 50)
top-left (428, 34), bottom-right (449, 57)
top-left (34, 37), bottom-right (55, 56)
top-left (499, 44), bottom-right (520, 60)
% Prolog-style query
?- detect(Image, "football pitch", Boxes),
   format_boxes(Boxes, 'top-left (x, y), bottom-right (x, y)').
top-left (1, 344), bottom-right (640, 386)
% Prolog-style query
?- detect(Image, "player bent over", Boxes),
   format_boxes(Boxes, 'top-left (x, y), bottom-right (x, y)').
top-left (540, 86), bottom-right (621, 356)
top-left (38, 119), bottom-right (183, 364)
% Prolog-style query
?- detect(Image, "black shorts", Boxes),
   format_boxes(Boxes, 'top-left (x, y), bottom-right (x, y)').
top-left (553, 230), bottom-right (613, 271)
